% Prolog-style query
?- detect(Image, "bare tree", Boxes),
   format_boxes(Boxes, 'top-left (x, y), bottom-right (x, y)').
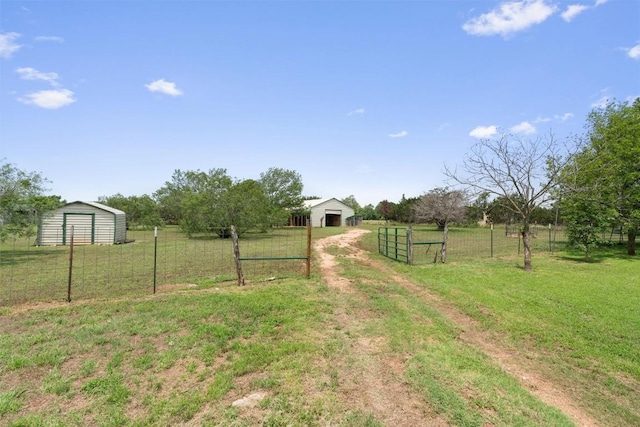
top-left (413, 187), bottom-right (468, 263)
top-left (444, 133), bottom-right (567, 271)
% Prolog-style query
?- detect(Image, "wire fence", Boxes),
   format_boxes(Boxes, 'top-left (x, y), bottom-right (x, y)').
top-left (2, 223), bottom-right (628, 306)
top-left (364, 224), bottom-right (571, 265)
top-left (0, 226), bottom-right (311, 307)
top-left (413, 223), bottom-right (568, 265)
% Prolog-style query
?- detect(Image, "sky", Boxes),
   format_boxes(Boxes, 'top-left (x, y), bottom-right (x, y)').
top-left (1, 0), bottom-right (639, 207)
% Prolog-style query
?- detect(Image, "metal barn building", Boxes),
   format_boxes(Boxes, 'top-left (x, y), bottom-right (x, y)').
top-left (37, 201), bottom-right (127, 246)
top-left (304, 198), bottom-right (356, 227)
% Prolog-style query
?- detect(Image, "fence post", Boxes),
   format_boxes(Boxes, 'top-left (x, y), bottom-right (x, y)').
top-left (407, 226), bottom-right (413, 265)
top-left (394, 227), bottom-right (399, 259)
top-left (385, 227), bottom-right (389, 257)
top-left (153, 226), bottom-right (158, 294)
top-left (305, 223), bottom-right (311, 279)
top-left (548, 223), bottom-right (552, 253)
top-left (67, 225), bottom-right (74, 303)
top-left (490, 223), bottom-right (494, 258)
top-left (231, 225), bottom-right (245, 286)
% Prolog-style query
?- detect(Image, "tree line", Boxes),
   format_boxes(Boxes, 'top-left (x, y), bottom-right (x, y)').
top-left (2, 99), bottom-right (638, 269)
top-left (99, 167), bottom-right (306, 237)
top-left (341, 99), bottom-right (639, 270)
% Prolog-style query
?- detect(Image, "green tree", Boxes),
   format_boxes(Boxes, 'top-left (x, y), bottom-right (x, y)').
top-left (0, 160), bottom-right (63, 240)
top-left (259, 167), bottom-right (304, 210)
top-left (360, 204), bottom-right (380, 220)
top-left (178, 169), bottom-right (233, 236)
top-left (98, 193), bottom-right (163, 229)
top-left (586, 100), bottom-right (639, 255)
top-left (218, 179), bottom-right (283, 236)
top-left (154, 169), bottom-right (196, 225)
top-left (176, 169), bottom-right (284, 237)
top-left (559, 99), bottom-right (640, 256)
top-left (340, 195), bottom-right (361, 213)
top-left (392, 194), bottom-right (419, 223)
top-left (561, 195), bottom-right (613, 258)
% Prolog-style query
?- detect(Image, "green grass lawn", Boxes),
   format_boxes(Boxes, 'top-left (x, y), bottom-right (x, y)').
top-left (359, 228), bottom-right (640, 426)
top-left (1, 226), bottom-right (638, 426)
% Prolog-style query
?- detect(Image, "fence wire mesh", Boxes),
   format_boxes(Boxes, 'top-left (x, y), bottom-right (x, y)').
top-left (0, 226), bottom-right (311, 306)
top-left (411, 224), bottom-right (568, 265)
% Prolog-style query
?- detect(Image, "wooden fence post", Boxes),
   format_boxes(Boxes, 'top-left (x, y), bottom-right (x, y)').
top-left (231, 226), bottom-right (245, 286)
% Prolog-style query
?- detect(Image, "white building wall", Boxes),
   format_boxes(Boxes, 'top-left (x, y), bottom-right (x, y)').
top-left (37, 202), bottom-right (126, 245)
top-left (306, 198), bottom-right (355, 227)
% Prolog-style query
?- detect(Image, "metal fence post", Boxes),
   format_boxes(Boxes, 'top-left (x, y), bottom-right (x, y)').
top-left (409, 226), bottom-right (414, 265)
top-left (153, 226), bottom-right (158, 294)
top-left (67, 225), bottom-right (74, 303)
top-left (490, 223), bottom-right (494, 258)
top-left (305, 223), bottom-right (311, 279)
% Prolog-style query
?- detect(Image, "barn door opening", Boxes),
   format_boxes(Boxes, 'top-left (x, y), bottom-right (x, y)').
top-left (63, 213), bottom-right (95, 245)
top-left (325, 213), bottom-right (342, 226)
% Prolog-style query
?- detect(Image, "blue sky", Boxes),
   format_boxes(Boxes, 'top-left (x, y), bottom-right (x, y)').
top-left (1, 0), bottom-right (638, 207)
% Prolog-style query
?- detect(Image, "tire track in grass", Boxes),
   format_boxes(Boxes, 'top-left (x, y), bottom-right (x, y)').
top-left (315, 228), bottom-right (598, 427)
top-left (314, 229), bottom-right (448, 426)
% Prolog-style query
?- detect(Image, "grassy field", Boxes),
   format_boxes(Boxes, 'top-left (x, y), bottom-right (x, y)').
top-left (360, 229), bottom-right (640, 425)
top-left (1, 225), bottom-right (638, 426)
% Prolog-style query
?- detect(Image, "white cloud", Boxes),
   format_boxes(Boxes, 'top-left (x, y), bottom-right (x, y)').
top-left (532, 116), bottom-right (552, 123)
top-left (348, 108), bottom-right (365, 116)
top-left (469, 125), bottom-right (498, 138)
top-left (145, 79), bottom-right (183, 96)
top-left (34, 35), bottom-right (64, 43)
top-left (555, 112), bottom-right (574, 121)
top-left (462, 0), bottom-right (556, 37)
top-left (625, 43), bottom-right (640, 60)
top-left (533, 113), bottom-right (573, 124)
top-left (510, 121), bottom-right (537, 134)
top-left (0, 32), bottom-right (22, 59)
top-left (18, 89), bottom-right (76, 109)
top-left (562, 0), bottom-right (609, 23)
top-left (561, 4), bottom-right (589, 22)
top-left (16, 67), bottom-right (60, 86)
top-left (389, 130), bottom-right (408, 138)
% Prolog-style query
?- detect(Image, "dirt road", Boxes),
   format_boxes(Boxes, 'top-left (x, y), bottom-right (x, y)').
top-left (314, 228), bottom-right (597, 427)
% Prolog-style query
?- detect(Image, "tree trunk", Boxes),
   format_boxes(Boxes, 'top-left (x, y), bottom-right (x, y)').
top-left (522, 225), bottom-right (532, 272)
top-left (627, 229), bottom-right (637, 256)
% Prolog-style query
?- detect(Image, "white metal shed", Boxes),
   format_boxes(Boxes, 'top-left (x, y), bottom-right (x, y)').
top-left (304, 198), bottom-right (356, 227)
top-left (37, 201), bottom-right (127, 245)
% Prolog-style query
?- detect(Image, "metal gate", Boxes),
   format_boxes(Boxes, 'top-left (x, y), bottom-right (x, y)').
top-left (378, 227), bottom-right (411, 263)
top-left (378, 227), bottom-right (446, 264)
